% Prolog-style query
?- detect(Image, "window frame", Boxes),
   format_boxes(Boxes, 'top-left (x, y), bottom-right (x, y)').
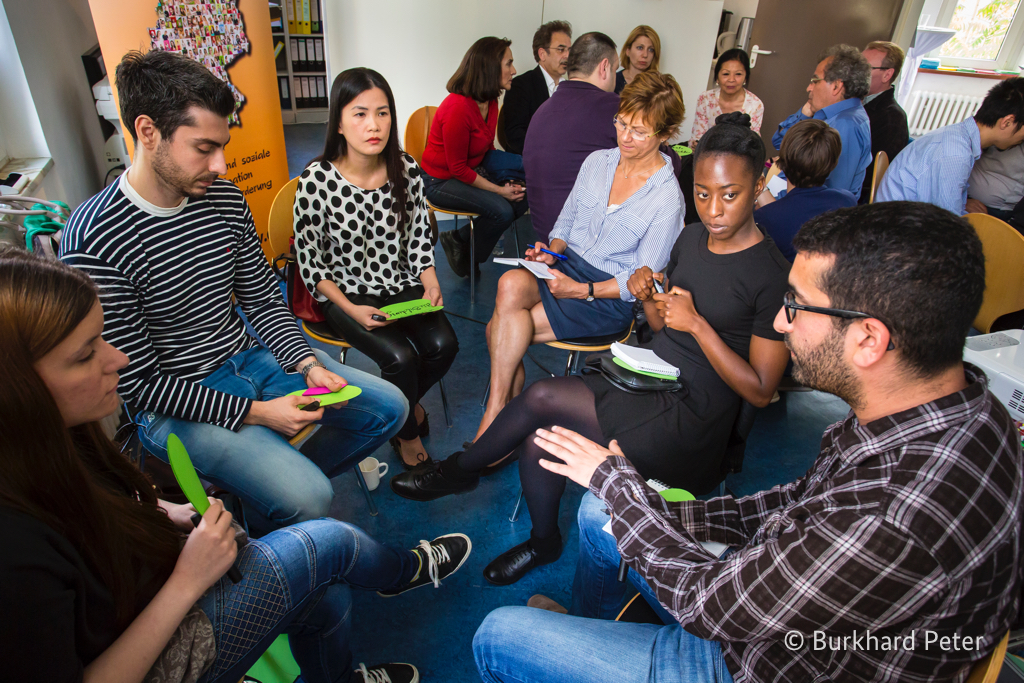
top-left (930, 0), bottom-right (1024, 70)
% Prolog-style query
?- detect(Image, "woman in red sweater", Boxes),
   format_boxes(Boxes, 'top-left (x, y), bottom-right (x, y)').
top-left (422, 36), bottom-right (528, 277)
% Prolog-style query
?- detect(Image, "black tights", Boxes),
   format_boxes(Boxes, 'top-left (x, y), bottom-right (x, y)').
top-left (457, 376), bottom-right (604, 540)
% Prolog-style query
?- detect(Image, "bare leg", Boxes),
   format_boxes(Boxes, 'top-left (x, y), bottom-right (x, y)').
top-left (510, 361), bottom-right (526, 401)
top-left (476, 270), bottom-right (549, 439)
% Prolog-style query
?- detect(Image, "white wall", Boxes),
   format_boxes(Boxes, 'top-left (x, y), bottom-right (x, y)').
top-left (721, 0), bottom-right (757, 32)
top-left (0, 1), bottom-right (48, 164)
top-left (322, 0), bottom-right (725, 144)
top-left (2, 0), bottom-right (107, 206)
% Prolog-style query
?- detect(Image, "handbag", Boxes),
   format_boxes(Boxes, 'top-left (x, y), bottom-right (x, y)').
top-left (273, 237), bottom-right (324, 323)
top-left (582, 352), bottom-right (684, 395)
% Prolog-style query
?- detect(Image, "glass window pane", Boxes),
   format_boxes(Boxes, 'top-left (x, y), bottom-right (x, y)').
top-left (940, 0), bottom-right (1023, 60)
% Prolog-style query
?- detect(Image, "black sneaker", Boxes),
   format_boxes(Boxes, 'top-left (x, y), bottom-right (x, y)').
top-left (355, 662), bottom-right (419, 683)
top-left (378, 533), bottom-right (472, 597)
top-left (390, 457), bottom-right (478, 501)
top-left (440, 230), bottom-right (469, 279)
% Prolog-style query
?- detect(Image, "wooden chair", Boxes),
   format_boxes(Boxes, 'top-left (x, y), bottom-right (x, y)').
top-left (966, 213), bottom-right (1024, 333)
top-left (965, 631), bottom-right (1009, 683)
top-left (869, 150), bottom-right (889, 204)
top-left (765, 160), bottom-right (782, 184)
top-left (405, 106), bottom-right (483, 303)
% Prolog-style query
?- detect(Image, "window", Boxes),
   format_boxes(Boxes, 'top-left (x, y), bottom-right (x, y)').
top-left (931, 0), bottom-right (1024, 69)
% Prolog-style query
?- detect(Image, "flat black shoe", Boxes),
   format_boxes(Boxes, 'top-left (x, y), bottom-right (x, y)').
top-left (390, 457), bottom-right (478, 501)
top-left (483, 539), bottom-right (562, 586)
top-left (389, 436), bottom-right (432, 471)
top-left (440, 231), bottom-right (470, 279)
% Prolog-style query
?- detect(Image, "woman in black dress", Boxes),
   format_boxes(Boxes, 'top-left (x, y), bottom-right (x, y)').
top-left (392, 112), bottom-right (791, 585)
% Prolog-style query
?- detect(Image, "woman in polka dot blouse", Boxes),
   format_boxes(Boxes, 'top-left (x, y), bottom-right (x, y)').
top-left (295, 68), bottom-right (459, 469)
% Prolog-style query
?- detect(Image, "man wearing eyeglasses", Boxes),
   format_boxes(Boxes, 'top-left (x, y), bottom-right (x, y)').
top-left (771, 44), bottom-right (872, 201)
top-left (473, 201), bottom-right (1023, 683)
top-left (501, 20), bottom-right (572, 155)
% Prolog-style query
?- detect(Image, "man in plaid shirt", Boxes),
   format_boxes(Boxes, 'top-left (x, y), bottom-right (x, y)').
top-left (472, 201), bottom-right (1023, 683)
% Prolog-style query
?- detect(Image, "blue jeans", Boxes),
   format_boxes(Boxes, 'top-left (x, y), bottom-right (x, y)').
top-left (197, 518), bottom-right (420, 683)
top-left (137, 347), bottom-right (407, 530)
top-left (472, 492), bottom-right (733, 683)
top-left (422, 172), bottom-right (527, 263)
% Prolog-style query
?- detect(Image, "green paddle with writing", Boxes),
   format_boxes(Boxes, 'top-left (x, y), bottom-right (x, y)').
top-left (167, 433), bottom-right (243, 583)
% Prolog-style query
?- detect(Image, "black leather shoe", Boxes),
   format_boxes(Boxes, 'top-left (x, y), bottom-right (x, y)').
top-left (440, 231), bottom-right (470, 279)
top-left (483, 539), bottom-right (562, 586)
top-left (390, 458), bottom-right (478, 501)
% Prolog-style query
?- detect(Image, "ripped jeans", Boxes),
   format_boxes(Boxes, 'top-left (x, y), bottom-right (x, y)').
top-left (197, 518), bottom-right (419, 683)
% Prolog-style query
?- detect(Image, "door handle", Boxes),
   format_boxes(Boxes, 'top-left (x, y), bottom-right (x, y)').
top-left (750, 45), bottom-right (774, 68)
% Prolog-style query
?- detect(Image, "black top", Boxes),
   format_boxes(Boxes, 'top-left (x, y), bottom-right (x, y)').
top-left (651, 223), bottom-right (789, 369)
top-left (614, 70), bottom-right (627, 94)
top-left (501, 65), bottom-right (550, 155)
top-left (0, 506), bottom-right (119, 681)
top-left (859, 88), bottom-right (909, 204)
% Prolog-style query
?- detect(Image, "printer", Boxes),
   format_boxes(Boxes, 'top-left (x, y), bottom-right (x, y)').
top-left (963, 329), bottom-right (1024, 423)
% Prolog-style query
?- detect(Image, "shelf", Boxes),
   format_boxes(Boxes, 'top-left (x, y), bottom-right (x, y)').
top-left (917, 67), bottom-right (1018, 81)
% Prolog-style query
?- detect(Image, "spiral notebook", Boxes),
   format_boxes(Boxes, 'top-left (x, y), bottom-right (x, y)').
top-left (610, 342), bottom-right (680, 378)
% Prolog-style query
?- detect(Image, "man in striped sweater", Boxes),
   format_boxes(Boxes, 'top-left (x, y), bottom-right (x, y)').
top-left (61, 50), bottom-right (407, 530)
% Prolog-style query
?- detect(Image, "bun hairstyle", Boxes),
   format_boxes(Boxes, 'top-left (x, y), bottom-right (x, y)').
top-left (693, 111), bottom-right (766, 181)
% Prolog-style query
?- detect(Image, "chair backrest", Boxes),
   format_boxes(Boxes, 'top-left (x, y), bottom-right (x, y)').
top-left (496, 105), bottom-right (508, 151)
top-left (869, 150), bottom-right (889, 204)
top-left (965, 631), bottom-right (1008, 683)
top-left (404, 106), bottom-right (437, 166)
top-left (267, 176), bottom-right (301, 264)
top-left (967, 213), bottom-right (1024, 333)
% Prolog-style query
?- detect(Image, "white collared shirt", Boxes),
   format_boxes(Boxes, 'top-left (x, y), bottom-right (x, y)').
top-left (541, 67), bottom-right (563, 97)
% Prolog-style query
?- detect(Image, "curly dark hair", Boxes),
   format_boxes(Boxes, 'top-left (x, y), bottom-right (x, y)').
top-left (818, 44), bottom-right (871, 100)
top-left (792, 201), bottom-right (985, 377)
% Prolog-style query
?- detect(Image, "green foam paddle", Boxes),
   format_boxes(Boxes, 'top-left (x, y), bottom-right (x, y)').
top-left (378, 298), bottom-right (444, 321)
top-left (659, 488), bottom-right (695, 503)
top-left (288, 384), bottom-right (362, 408)
top-left (167, 434), bottom-right (243, 583)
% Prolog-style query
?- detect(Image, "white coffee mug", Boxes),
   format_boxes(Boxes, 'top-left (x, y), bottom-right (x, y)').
top-left (358, 457), bottom-right (389, 491)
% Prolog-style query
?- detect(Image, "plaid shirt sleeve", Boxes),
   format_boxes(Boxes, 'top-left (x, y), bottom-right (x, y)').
top-left (591, 456), bottom-right (944, 642)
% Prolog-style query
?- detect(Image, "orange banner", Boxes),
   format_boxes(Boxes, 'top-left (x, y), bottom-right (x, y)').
top-left (86, 0), bottom-right (289, 258)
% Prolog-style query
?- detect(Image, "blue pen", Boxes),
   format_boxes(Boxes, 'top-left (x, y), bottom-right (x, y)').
top-left (527, 244), bottom-right (568, 261)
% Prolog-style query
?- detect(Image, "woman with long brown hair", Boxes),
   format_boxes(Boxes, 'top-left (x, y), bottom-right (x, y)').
top-left (615, 25), bottom-right (660, 94)
top-left (0, 248), bottom-right (470, 683)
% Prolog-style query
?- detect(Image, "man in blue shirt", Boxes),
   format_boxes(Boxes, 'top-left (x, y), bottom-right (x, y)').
top-left (876, 77), bottom-right (1024, 215)
top-left (772, 44), bottom-right (872, 200)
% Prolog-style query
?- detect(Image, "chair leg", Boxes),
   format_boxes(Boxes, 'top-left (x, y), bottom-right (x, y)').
top-left (469, 218), bottom-right (476, 305)
top-left (339, 347), bottom-right (347, 364)
top-left (480, 376), bottom-right (491, 408)
top-left (439, 377), bottom-right (453, 428)
top-left (717, 479), bottom-right (726, 498)
top-left (512, 219), bottom-right (521, 257)
top-left (509, 486), bottom-right (524, 522)
top-left (563, 350), bottom-right (578, 376)
top-left (354, 466), bottom-right (379, 516)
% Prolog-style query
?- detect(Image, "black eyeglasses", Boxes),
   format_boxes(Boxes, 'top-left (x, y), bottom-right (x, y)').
top-left (783, 292), bottom-right (895, 350)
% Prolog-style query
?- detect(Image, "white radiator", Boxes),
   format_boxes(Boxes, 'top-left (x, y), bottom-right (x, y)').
top-left (906, 90), bottom-right (984, 137)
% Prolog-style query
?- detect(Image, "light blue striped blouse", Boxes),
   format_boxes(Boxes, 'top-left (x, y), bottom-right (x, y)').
top-left (549, 148), bottom-right (685, 300)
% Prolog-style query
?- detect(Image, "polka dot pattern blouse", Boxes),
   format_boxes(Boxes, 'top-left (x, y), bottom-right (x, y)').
top-left (294, 153), bottom-right (434, 300)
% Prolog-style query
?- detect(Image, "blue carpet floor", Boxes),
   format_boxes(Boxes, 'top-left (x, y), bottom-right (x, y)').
top-left (283, 124), bottom-right (852, 680)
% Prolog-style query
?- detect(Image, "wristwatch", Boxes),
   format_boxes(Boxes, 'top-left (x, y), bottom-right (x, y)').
top-left (299, 359), bottom-right (326, 379)
top-left (586, 282), bottom-right (595, 302)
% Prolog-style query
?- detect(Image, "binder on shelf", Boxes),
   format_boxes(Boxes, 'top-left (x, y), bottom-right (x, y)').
top-left (300, 77), bottom-right (312, 108)
top-left (293, 76), bottom-right (303, 108)
top-left (311, 0), bottom-right (321, 33)
top-left (316, 76), bottom-right (327, 108)
top-left (300, 0), bottom-right (312, 34)
top-left (286, 0), bottom-right (296, 33)
top-left (297, 38), bottom-right (308, 71)
top-left (289, 38), bottom-right (299, 71)
top-left (274, 38), bottom-right (287, 72)
top-left (279, 77), bottom-right (291, 110)
top-left (313, 38), bottom-right (325, 71)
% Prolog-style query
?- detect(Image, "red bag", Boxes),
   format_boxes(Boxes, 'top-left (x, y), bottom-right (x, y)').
top-left (273, 237), bottom-right (325, 323)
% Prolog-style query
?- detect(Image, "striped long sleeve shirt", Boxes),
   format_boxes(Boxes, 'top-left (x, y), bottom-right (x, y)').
top-left (594, 366), bottom-right (1022, 682)
top-left (549, 148), bottom-right (684, 300)
top-left (60, 175), bottom-right (312, 431)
